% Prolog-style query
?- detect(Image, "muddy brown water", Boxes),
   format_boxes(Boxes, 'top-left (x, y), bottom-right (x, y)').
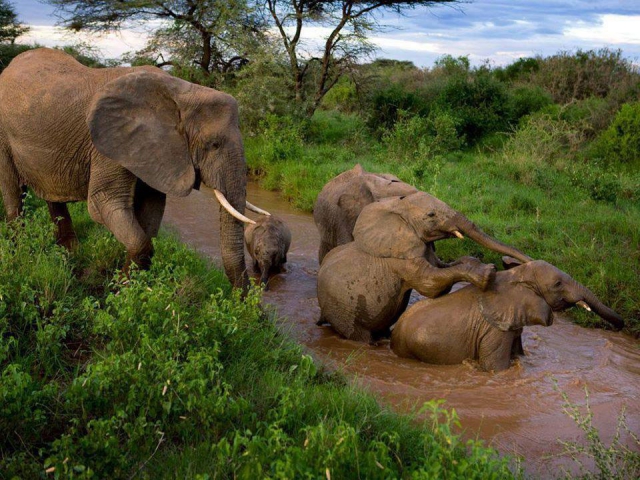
top-left (164, 183), bottom-right (640, 478)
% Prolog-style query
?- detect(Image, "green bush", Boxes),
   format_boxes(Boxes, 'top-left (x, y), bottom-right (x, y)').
top-left (506, 85), bottom-right (553, 122)
top-left (503, 112), bottom-right (584, 166)
top-left (494, 57), bottom-right (540, 82)
top-left (0, 42), bottom-right (34, 72)
top-left (528, 48), bottom-right (638, 104)
top-left (367, 83), bottom-right (430, 133)
top-left (434, 72), bottom-right (511, 144)
top-left (591, 102), bottom-right (640, 167)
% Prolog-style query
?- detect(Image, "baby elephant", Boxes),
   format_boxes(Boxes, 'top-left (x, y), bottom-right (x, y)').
top-left (245, 216), bottom-right (292, 289)
top-left (391, 259), bottom-right (624, 372)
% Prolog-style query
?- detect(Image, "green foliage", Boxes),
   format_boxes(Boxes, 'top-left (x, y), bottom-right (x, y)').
top-left (367, 83), bottom-right (430, 133)
top-left (506, 85), bottom-right (553, 122)
top-left (557, 386), bottom-right (640, 479)
top-left (434, 71), bottom-right (510, 144)
top-left (591, 102), bottom-right (640, 167)
top-left (527, 48), bottom-right (639, 104)
top-left (320, 77), bottom-right (359, 112)
top-left (0, 42), bottom-right (34, 72)
top-left (0, 0), bottom-right (29, 44)
top-left (494, 57), bottom-right (540, 82)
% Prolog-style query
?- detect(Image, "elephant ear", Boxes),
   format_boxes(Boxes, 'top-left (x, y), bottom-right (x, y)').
top-left (88, 70), bottom-right (195, 196)
top-left (353, 199), bottom-right (425, 259)
top-left (478, 286), bottom-right (551, 332)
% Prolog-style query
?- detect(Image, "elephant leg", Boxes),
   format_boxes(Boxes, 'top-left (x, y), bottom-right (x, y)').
top-left (47, 202), bottom-right (78, 249)
top-left (88, 162), bottom-right (152, 270)
top-left (0, 152), bottom-right (24, 221)
top-left (397, 258), bottom-right (495, 298)
top-left (133, 180), bottom-right (166, 238)
top-left (103, 206), bottom-right (154, 270)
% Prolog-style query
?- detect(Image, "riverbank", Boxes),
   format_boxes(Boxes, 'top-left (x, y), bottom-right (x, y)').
top-left (244, 111), bottom-right (640, 335)
top-left (0, 198), bottom-right (515, 478)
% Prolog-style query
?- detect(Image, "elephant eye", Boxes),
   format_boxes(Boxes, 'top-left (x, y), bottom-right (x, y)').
top-left (427, 212), bottom-right (436, 218)
top-left (554, 280), bottom-right (562, 287)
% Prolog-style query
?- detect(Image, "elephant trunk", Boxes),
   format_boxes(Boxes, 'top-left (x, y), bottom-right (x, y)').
top-left (573, 280), bottom-right (624, 330)
top-left (203, 153), bottom-right (249, 291)
top-left (457, 216), bottom-right (533, 264)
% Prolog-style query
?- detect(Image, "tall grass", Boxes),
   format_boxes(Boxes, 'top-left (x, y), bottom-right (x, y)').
top-left (0, 197), bottom-right (516, 478)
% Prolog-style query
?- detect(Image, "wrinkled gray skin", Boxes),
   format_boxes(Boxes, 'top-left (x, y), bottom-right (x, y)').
top-left (317, 191), bottom-right (534, 343)
top-left (313, 164), bottom-right (417, 264)
top-left (245, 216), bottom-right (291, 289)
top-left (391, 260), bottom-right (624, 372)
top-left (0, 48), bottom-right (249, 288)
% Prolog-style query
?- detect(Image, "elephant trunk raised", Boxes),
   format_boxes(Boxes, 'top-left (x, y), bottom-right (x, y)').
top-left (569, 278), bottom-right (624, 330)
top-left (454, 215), bottom-right (533, 264)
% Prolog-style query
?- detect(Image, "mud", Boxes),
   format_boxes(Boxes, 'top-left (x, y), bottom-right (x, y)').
top-left (164, 183), bottom-right (640, 477)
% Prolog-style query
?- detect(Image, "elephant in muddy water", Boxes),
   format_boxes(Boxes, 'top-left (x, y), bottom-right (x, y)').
top-left (313, 164), bottom-right (417, 264)
top-left (391, 259), bottom-right (625, 372)
top-left (0, 48), bottom-right (269, 289)
top-left (245, 215), bottom-right (292, 289)
top-left (317, 191), bottom-right (534, 343)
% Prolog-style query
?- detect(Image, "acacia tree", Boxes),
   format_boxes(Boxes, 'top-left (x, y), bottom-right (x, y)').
top-left (47, 0), bottom-right (265, 77)
top-left (264, 0), bottom-right (459, 115)
top-left (0, 0), bottom-right (30, 44)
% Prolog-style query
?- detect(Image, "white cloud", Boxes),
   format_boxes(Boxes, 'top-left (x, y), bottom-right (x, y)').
top-left (371, 37), bottom-right (442, 53)
top-left (564, 14), bottom-right (640, 45)
top-left (21, 25), bottom-right (150, 58)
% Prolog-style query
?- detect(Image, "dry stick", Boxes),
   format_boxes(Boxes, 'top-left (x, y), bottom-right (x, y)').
top-left (128, 432), bottom-right (165, 480)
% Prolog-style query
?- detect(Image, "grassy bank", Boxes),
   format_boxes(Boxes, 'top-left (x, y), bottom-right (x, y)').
top-left (245, 111), bottom-right (640, 335)
top-left (0, 198), bottom-right (516, 478)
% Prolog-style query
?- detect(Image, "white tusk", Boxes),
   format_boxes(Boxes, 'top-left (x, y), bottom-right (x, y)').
top-left (246, 201), bottom-right (271, 216)
top-left (213, 189), bottom-right (255, 224)
top-left (453, 230), bottom-right (464, 239)
top-left (576, 301), bottom-right (591, 312)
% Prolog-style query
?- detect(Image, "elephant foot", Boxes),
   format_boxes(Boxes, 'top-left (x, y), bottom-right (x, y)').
top-left (465, 262), bottom-right (496, 291)
top-left (124, 241), bottom-right (154, 272)
top-left (56, 233), bottom-right (79, 250)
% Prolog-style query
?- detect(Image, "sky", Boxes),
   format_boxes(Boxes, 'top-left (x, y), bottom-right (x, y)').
top-left (12, 0), bottom-right (640, 66)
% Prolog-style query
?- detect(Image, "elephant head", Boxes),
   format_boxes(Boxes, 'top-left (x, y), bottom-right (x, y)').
top-left (353, 191), bottom-right (533, 264)
top-left (314, 164), bottom-right (417, 263)
top-left (333, 164), bottom-right (418, 221)
top-left (488, 259), bottom-right (625, 331)
top-left (87, 70), bottom-right (264, 289)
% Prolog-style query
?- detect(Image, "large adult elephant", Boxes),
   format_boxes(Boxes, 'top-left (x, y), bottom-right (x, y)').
top-left (317, 191), bottom-right (533, 343)
top-left (313, 164), bottom-right (417, 264)
top-left (0, 48), bottom-right (266, 289)
top-left (391, 259), bottom-right (624, 372)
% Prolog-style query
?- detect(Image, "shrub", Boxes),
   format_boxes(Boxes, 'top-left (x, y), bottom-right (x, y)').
top-left (0, 42), bottom-right (34, 72)
top-left (590, 102), bottom-right (640, 167)
top-left (434, 72), bottom-right (511, 144)
top-left (506, 85), bottom-right (553, 123)
top-left (528, 48), bottom-right (639, 104)
top-left (494, 57), bottom-right (541, 82)
top-left (366, 83), bottom-right (430, 133)
top-left (503, 112), bottom-right (585, 166)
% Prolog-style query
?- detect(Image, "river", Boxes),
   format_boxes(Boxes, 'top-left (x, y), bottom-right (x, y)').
top-left (164, 183), bottom-right (640, 478)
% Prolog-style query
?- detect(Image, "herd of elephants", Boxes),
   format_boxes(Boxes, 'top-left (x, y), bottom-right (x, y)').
top-left (0, 48), bottom-right (625, 374)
